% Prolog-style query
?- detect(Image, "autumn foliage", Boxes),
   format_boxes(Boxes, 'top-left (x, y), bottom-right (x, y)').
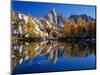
top-left (65, 16), bottom-right (96, 37)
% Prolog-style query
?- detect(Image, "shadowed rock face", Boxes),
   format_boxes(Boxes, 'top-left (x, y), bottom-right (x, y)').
top-left (69, 14), bottom-right (95, 23)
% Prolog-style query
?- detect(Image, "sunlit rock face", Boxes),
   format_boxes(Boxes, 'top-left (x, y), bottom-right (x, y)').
top-left (11, 8), bottom-right (69, 39)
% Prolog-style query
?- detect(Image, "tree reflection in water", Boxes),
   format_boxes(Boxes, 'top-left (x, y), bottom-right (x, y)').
top-left (12, 41), bottom-right (96, 68)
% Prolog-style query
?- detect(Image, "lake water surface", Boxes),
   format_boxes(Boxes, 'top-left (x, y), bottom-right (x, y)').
top-left (12, 41), bottom-right (96, 74)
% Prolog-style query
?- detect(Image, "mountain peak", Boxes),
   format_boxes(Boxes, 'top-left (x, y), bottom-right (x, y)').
top-left (50, 8), bottom-right (58, 17)
top-left (52, 8), bottom-right (56, 13)
top-left (69, 14), bottom-right (95, 23)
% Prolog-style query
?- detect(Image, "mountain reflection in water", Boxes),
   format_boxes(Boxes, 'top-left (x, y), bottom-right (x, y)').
top-left (12, 41), bottom-right (96, 74)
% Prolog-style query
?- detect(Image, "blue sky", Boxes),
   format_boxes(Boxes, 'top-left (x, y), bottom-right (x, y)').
top-left (12, 1), bottom-right (96, 19)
